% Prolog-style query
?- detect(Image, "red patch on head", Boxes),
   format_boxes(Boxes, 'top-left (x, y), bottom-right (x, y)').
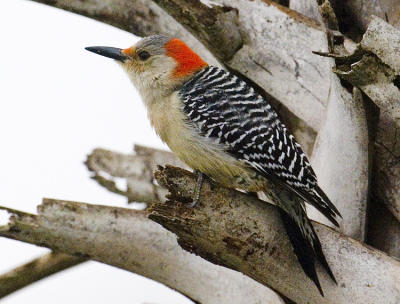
top-left (164, 38), bottom-right (208, 78)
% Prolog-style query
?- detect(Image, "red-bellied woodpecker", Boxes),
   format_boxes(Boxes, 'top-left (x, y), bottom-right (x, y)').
top-left (86, 35), bottom-right (341, 296)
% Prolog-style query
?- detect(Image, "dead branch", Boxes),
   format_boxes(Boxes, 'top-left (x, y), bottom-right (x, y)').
top-left (333, 17), bottom-right (400, 127)
top-left (0, 252), bottom-right (85, 299)
top-left (0, 199), bottom-right (284, 304)
top-left (28, 0), bottom-right (220, 66)
top-left (0, 145), bottom-right (184, 300)
top-left (0, 168), bottom-right (399, 303)
top-left (149, 166), bottom-right (400, 304)
top-left (85, 146), bottom-right (186, 203)
top-left (310, 85), bottom-right (369, 240)
top-left (153, 0), bottom-right (331, 131)
top-left (318, 16), bottom-right (400, 224)
top-left (10, 1), bottom-right (400, 301)
top-left (300, 1), bottom-right (370, 240)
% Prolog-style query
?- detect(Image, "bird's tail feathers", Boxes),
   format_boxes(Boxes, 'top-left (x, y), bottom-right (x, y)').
top-left (294, 185), bottom-right (342, 228)
top-left (278, 205), bottom-right (336, 296)
top-left (313, 186), bottom-right (342, 219)
top-left (266, 174), bottom-right (341, 228)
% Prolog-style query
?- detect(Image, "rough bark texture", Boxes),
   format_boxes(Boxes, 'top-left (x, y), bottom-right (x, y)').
top-left (328, 17), bottom-right (400, 224)
top-left (373, 112), bottom-right (400, 223)
top-left (149, 166), bottom-right (400, 304)
top-left (330, 4), bottom-right (400, 264)
top-left (302, 0), bottom-right (370, 240)
top-left (0, 252), bottom-right (85, 299)
top-left (369, 111), bottom-right (400, 260)
top-left (86, 145), bottom-right (187, 203)
top-left (151, 0), bottom-right (243, 62)
top-left (330, 17), bottom-right (400, 119)
top-left (1, 169), bottom-right (400, 304)
top-left (0, 200), bottom-right (284, 304)
top-left (5, 0), bottom-right (400, 302)
top-left (218, 0), bottom-right (331, 131)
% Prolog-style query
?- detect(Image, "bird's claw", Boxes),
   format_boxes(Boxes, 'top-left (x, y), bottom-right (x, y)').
top-left (189, 171), bottom-right (204, 208)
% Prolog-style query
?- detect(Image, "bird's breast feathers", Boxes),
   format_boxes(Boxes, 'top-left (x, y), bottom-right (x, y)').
top-left (146, 91), bottom-right (263, 190)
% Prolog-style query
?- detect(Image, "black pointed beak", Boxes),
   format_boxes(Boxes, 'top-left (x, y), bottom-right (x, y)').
top-left (85, 46), bottom-right (129, 62)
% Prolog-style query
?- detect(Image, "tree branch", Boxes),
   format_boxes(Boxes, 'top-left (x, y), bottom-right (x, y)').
top-left (317, 16), bottom-right (400, 224)
top-left (367, 198), bottom-right (400, 259)
top-left (0, 252), bottom-right (85, 299)
top-left (1, 167), bottom-right (399, 303)
top-left (0, 146), bottom-right (185, 301)
top-left (373, 112), bottom-right (400, 223)
top-left (29, 0), bottom-right (220, 66)
top-left (299, 0), bottom-right (370, 240)
top-left (0, 199), bottom-right (284, 304)
top-left (152, 0), bottom-right (332, 131)
top-left (289, 0), bottom-right (322, 23)
top-left (149, 166), bottom-right (400, 304)
top-left (310, 85), bottom-right (369, 240)
top-left (85, 146), bottom-right (186, 203)
top-left (332, 17), bottom-right (400, 127)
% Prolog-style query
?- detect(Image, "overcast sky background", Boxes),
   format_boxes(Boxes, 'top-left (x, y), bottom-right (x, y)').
top-left (0, 0), bottom-right (192, 303)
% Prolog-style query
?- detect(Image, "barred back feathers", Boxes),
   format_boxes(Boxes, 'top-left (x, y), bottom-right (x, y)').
top-left (179, 66), bottom-right (341, 295)
top-left (88, 34), bottom-right (342, 296)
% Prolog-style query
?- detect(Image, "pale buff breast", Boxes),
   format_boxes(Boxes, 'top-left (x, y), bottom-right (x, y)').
top-left (146, 93), bottom-right (266, 191)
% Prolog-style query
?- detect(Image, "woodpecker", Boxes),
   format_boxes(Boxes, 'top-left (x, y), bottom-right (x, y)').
top-left (86, 35), bottom-right (341, 295)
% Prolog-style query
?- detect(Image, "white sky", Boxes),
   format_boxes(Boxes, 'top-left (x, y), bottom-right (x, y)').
top-left (0, 0), bottom-right (192, 303)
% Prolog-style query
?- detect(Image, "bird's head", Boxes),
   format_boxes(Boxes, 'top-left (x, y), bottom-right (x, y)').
top-left (86, 35), bottom-right (208, 98)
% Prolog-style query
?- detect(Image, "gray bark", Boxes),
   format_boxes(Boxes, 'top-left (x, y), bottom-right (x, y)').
top-left (310, 85), bottom-right (369, 240)
top-left (0, 252), bottom-right (85, 299)
top-left (300, 0), bottom-right (370, 240)
top-left (0, 200), bottom-right (284, 304)
top-left (1, 169), bottom-right (400, 304)
top-left (290, 0), bottom-right (322, 22)
top-left (329, 17), bottom-right (400, 224)
top-left (4, 0), bottom-right (400, 302)
top-left (151, 167), bottom-right (400, 304)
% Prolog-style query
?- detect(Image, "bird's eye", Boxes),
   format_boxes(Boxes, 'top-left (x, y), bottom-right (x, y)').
top-left (138, 50), bottom-right (151, 61)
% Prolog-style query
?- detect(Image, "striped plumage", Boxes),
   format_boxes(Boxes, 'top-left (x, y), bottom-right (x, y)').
top-left (179, 66), bottom-right (340, 295)
top-left (86, 35), bottom-right (341, 296)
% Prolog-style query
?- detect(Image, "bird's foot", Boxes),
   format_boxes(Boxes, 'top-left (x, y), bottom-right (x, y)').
top-left (189, 170), bottom-right (204, 208)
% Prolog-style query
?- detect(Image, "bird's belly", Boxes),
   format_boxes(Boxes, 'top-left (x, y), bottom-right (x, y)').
top-left (169, 132), bottom-right (264, 191)
top-left (147, 93), bottom-right (265, 191)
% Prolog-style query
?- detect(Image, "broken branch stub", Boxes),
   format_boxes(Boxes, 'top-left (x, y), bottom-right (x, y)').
top-left (333, 17), bottom-right (400, 126)
top-left (86, 146), bottom-right (189, 203)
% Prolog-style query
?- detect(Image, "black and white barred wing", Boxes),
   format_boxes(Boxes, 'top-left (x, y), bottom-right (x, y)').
top-left (179, 66), bottom-right (340, 224)
top-left (179, 66), bottom-right (341, 294)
